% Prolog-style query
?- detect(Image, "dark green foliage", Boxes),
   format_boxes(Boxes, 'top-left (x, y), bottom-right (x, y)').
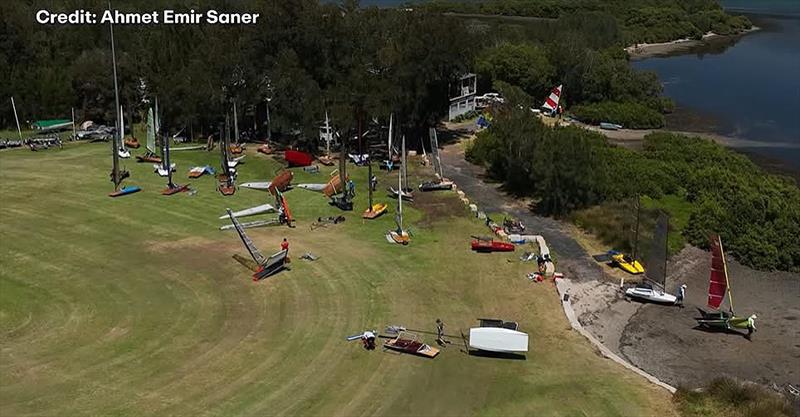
top-left (675, 377), bottom-right (795, 417)
top-left (571, 101), bottom-right (665, 128)
top-left (0, 1), bottom-right (474, 143)
top-left (468, 95), bottom-right (800, 271)
top-left (419, 0), bottom-right (752, 44)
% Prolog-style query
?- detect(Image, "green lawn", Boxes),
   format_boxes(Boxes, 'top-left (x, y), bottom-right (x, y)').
top-left (0, 142), bottom-right (675, 416)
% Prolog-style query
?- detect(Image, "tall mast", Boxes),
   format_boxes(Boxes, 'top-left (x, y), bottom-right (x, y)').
top-left (633, 194), bottom-right (641, 259)
top-left (388, 113), bottom-right (393, 160)
top-left (119, 105), bottom-right (126, 150)
top-left (324, 111), bottom-right (331, 156)
top-left (401, 134), bottom-right (408, 190)
top-left (109, 0), bottom-right (121, 191)
top-left (367, 157), bottom-right (373, 209)
top-left (164, 131), bottom-right (174, 188)
top-left (233, 100), bottom-right (240, 144)
top-left (398, 137), bottom-right (404, 230)
top-left (719, 236), bottom-right (735, 313)
top-left (663, 215), bottom-right (669, 289)
top-left (11, 97), bottom-right (22, 141)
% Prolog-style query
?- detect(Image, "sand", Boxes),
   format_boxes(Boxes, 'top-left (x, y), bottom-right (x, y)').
top-left (625, 27), bottom-right (761, 60)
top-left (439, 128), bottom-right (800, 397)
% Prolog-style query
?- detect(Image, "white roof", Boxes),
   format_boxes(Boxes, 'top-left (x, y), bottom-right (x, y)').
top-left (469, 327), bottom-right (529, 353)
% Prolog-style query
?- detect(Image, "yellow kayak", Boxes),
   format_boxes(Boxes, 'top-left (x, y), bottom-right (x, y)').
top-left (611, 253), bottom-right (645, 274)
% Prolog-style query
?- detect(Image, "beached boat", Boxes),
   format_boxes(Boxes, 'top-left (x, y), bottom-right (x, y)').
top-left (383, 332), bottom-right (439, 358)
top-left (225, 209), bottom-right (288, 281)
top-left (610, 251), bottom-right (645, 274)
top-left (285, 149), bottom-right (314, 167)
top-left (217, 124), bottom-right (236, 196)
top-left (188, 165), bottom-right (214, 178)
top-left (695, 235), bottom-right (757, 337)
top-left (136, 106), bottom-right (162, 163)
top-left (625, 213), bottom-right (685, 304)
top-left (469, 327), bottom-right (528, 353)
top-left (387, 136), bottom-right (411, 245)
top-left (600, 122), bottom-right (623, 130)
top-left (471, 239), bottom-right (515, 252)
top-left (107, 17), bottom-right (139, 197)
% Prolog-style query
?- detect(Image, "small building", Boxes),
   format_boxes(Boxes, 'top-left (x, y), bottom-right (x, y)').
top-left (448, 73), bottom-right (477, 121)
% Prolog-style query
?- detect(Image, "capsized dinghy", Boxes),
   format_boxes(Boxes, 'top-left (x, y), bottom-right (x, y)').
top-left (469, 327), bottom-right (528, 353)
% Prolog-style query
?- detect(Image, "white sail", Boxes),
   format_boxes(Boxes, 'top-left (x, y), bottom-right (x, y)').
top-left (146, 107), bottom-right (155, 153)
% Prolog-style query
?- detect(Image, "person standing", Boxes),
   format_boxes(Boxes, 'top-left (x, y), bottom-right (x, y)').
top-left (436, 319), bottom-right (445, 346)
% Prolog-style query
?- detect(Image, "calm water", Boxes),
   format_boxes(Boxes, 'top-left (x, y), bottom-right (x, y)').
top-left (633, 1), bottom-right (800, 169)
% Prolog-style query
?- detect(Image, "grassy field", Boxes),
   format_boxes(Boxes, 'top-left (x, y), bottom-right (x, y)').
top-left (0, 142), bottom-right (676, 416)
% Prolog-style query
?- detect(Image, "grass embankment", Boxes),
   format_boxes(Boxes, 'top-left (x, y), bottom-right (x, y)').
top-left (0, 142), bottom-right (676, 416)
top-left (675, 377), bottom-right (794, 417)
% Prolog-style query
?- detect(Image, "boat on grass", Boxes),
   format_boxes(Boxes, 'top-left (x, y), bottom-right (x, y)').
top-left (469, 326), bottom-right (528, 353)
top-left (383, 332), bottom-right (439, 358)
top-left (471, 238), bottom-right (515, 253)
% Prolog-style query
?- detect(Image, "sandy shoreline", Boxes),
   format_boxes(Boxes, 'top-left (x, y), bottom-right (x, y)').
top-left (440, 125), bottom-right (800, 398)
top-left (625, 26), bottom-right (761, 59)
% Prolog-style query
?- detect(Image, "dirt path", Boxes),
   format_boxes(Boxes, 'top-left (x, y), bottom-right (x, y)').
top-left (439, 139), bottom-right (800, 395)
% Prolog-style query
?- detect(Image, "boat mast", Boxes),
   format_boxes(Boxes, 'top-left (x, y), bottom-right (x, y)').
top-left (388, 113), bottom-right (393, 161)
top-left (233, 100), bottom-right (240, 144)
top-left (718, 236), bottom-right (735, 313)
top-left (164, 131), bottom-right (174, 188)
top-left (401, 134), bottom-right (408, 190)
top-left (663, 215), bottom-right (669, 289)
top-left (108, 0), bottom-right (121, 191)
top-left (10, 97), bottom-right (22, 141)
top-left (398, 136), bottom-right (404, 231)
top-left (324, 111), bottom-right (331, 156)
top-left (367, 158), bottom-right (373, 209)
top-left (633, 194), bottom-right (641, 259)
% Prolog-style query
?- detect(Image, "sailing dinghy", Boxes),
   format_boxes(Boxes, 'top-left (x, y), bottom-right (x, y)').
top-left (160, 132), bottom-right (189, 195)
top-left (469, 327), bottom-right (528, 354)
top-left (363, 157), bottom-right (387, 219)
top-left (418, 128), bottom-right (453, 191)
top-left (695, 235), bottom-right (757, 338)
top-left (136, 105), bottom-right (162, 163)
top-left (386, 138), bottom-right (410, 245)
top-left (383, 332), bottom-right (439, 358)
top-left (624, 212), bottom-right (685, 305)
top-left (107, 15), bottom-right (139, 197)
top-left (218, 124), bottom-right (236, 196)
top-left (226, 209), bottom-right (288, 281)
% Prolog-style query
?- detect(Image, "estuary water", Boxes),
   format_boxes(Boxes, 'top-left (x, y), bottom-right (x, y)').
top-left (632, 1), bottom-right (800, 170)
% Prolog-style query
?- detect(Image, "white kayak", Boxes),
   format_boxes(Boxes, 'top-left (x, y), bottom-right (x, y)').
top-left (240, 182), bottom-right (273, 191)
top-left (218, 204), bottom-right (275, 219)
top-left (469, 327), bottom-right (529, 353)
top-left (297, 183), bottom-right (326, 192)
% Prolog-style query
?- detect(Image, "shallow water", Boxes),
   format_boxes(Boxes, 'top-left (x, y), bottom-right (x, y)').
top-left (633, 2), bottom-right (800, 169)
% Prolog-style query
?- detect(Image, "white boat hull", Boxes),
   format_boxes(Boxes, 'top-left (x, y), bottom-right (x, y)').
top-left (240, 182), bottom-right (272, 191)
top-left (227, 156), bottom-right (245, 168)
top-left (625, 287), bottom-right (677, 304)
top-left (218, 204), bottom-right (275, 219)
top-left (297, 183), bottom-right (326, 192)
top-left (469, 327), bottom-right (528, 353)
top-left (118, 149), bottom-right (131, 158)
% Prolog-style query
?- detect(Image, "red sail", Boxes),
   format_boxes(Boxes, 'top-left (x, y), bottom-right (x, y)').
top-left (707, 235), bottom-right (728, 309)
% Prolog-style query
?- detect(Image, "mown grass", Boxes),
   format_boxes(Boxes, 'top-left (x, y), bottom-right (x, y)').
top-left (0, 141), bottom-right (676, 416)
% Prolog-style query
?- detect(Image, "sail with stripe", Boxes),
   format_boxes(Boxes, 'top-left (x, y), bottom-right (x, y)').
top-left (541, 84), bottom-right (562, 113)
top-left (707, 234), bottom-right (729, 310)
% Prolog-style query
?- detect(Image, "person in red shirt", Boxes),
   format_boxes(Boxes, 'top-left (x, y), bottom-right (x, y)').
top-left (281, 238), bottom-right (289, 251)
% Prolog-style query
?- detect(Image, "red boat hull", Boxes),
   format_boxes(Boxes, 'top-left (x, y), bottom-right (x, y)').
top-left (285, 150), bottom-right (314, 167)
top-left (471, 240), bottom-right (515, 252)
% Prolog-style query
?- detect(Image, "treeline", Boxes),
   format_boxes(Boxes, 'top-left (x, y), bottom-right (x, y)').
top-left (419, 0), bottom-right (752, 44)
top-left (467, 90), bottom-right (800, 271)
top-left (0, 1), bottom-right (475, 146)
top-left (473, 25), bottom-right (670, 128)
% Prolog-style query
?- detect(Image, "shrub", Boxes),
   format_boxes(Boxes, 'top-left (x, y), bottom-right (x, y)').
top-left (571, 101), bottom-right (665, 129)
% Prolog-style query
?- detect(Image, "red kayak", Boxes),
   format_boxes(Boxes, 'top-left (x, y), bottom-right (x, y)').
top-left (471, 239), bottom-right (515, 252)
top-left (285, 149), bottom-right (314, 167)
